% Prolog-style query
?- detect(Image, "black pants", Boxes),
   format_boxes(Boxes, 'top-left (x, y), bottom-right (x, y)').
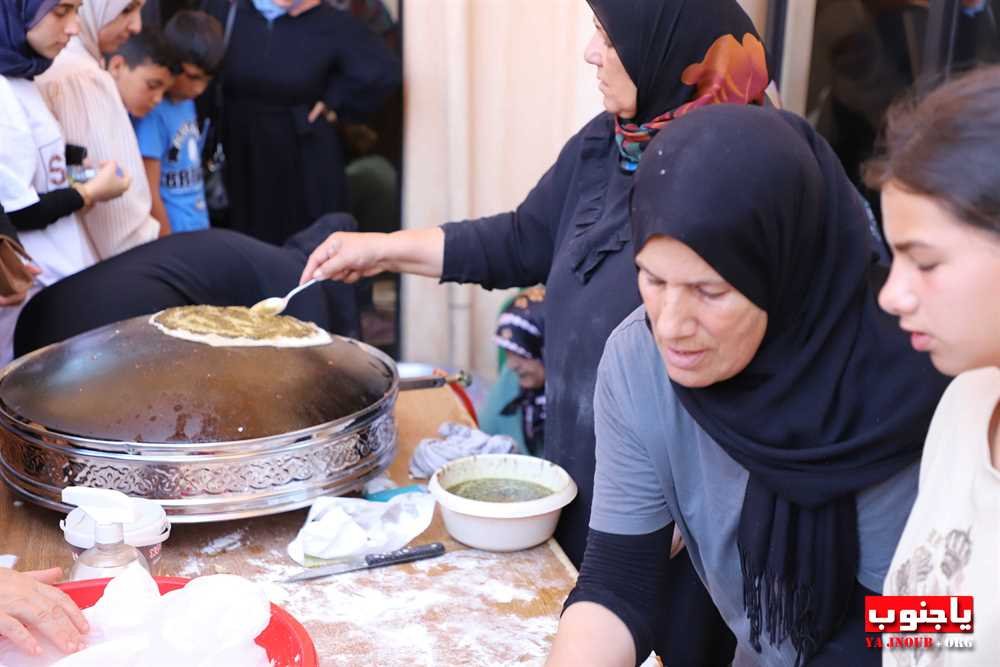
top-left (14, 214), bottom-right (358, 357)
top-left (656, 574), bottom-right (878, 666)
top-left (806, 582), bottom-right (881, 666)
top-left (655, 550), bottom-right (737, 666)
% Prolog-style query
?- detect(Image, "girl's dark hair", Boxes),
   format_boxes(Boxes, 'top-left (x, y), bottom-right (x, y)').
top-left (163, 10), bottom-right (225, 76)
top-left (115, 28), bottom-right (178, 72)
top-left (864, 66), bottom-right (1000, 235)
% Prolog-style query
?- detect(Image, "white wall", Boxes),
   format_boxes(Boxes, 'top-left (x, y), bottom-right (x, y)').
top-left (740, 0), bottom-right (769, 32)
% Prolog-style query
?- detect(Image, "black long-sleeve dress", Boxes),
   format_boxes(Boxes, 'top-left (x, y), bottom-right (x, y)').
top-left (443, 113), bottom-right (637, 566)
top-left (442, 112), bottom-right (736, 665)
top-left (207, 0), bottom-right (400, 244)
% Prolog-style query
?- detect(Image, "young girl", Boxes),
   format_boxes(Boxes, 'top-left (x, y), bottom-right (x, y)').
top-left (0, 0), bottom-right (129, 361)
top-left (872, 66), bottom-right (1000, 666)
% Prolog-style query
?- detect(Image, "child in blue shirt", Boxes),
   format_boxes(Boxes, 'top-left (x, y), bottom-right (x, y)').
top-left (134, 11), bottom-right (224, 234)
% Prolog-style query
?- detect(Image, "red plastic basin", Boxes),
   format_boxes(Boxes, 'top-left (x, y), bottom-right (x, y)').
top-left (57, 576), bottom-right (317, 667)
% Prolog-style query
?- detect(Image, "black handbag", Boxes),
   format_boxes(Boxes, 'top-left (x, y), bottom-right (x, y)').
top-left (200, 0), bottom-right (237, 226)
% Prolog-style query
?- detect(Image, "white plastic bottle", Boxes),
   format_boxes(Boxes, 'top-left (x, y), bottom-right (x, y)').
top-left (62, 487), bottom-right (150, 581)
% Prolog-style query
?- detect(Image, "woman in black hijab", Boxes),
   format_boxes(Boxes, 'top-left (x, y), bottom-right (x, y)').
top-left (552, 104), bottom-right (948, 665)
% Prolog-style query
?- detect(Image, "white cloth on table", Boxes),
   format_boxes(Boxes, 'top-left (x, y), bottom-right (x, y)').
top-left (287, 493), bottom-right (435, 565)
top-left (408, 421), bottom-right (516, 479)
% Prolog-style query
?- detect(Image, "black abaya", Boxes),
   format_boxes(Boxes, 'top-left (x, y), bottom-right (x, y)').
top-left (204, 0), bottom-right (400, 244)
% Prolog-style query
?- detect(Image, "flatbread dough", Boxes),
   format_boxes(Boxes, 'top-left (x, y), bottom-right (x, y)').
top-left (150, 305), bottom-right (332, 348)
top-left (0, 566), bottom-right (272, 667)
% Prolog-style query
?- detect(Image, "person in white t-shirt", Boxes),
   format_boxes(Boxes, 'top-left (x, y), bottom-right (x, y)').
top-left (870, 66), bottom-right (1000, 666)
top-left (0, 0), bottom-right (130, 362)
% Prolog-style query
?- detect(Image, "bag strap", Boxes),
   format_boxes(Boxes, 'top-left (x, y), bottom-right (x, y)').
top-left (201, 0), bottom-right (237, 126)
top-left (201, 0), bottom-right (238, 43)
top-left (217, 1), bottom-right (237, 118)
top-left (201, 0), bottom-right (239, 152)
top-left (222, 0), bottom-right (237, 50)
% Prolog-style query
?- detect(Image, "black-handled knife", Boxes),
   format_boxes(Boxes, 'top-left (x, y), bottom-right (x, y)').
top-left (284, 542), bottom-right (446, 583)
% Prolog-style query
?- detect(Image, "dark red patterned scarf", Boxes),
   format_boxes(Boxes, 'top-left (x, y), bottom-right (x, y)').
top-left (615, 33), bottom-right (770, 171)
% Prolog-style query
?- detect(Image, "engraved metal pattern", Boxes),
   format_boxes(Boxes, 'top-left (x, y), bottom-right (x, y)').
top-left (0, 406), bottom-right (398, 523)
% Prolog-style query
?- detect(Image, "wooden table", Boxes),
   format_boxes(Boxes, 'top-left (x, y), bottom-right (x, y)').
top-left (0, 387), bottom-right (578, 666)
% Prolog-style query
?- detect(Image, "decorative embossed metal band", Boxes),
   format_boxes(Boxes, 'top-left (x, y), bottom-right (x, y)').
top-left (0, 412), bottom-right (397, 523)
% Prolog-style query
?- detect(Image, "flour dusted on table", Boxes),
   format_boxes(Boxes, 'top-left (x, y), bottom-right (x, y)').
top-left (250, 545), bottom-right (569, 666)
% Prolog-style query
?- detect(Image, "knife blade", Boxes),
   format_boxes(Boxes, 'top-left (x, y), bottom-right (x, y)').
top-left (283, 542), bottom-right (446, 583)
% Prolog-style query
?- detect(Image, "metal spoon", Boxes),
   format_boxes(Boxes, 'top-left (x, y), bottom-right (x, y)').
top-left (249, 278), bottom-right (320, 316)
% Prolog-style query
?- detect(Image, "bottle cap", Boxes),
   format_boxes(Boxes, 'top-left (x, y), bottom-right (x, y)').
top-left (61, 487), bottom-right (136, 545)
top-left (61, 498), bottom-right (169, 549)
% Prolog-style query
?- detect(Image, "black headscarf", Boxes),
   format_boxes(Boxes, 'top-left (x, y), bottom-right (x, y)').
top-left (587, 0), bottom-right (768, 125)
top-left (630, 105), bottom-right (948, 663)
top-left (1, 0), bottom-right (60, 79)
top-left (496, 287), bottom-right (547, 454)
top-left (569, 0), bottom-right (770, 282)
top-left (494, 287), bottom-right (545, 361)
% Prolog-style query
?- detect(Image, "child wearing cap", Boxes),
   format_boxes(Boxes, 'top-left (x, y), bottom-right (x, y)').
top-left (493, 286), bottom-right (546, 456)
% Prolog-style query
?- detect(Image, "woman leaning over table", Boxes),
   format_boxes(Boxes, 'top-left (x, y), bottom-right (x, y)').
top-left (871, 66), bottom-right (1000, 666)
top-left (302, 1), bottom-right (775, 661)
top-left (548, 104), bottom-right (948, 666)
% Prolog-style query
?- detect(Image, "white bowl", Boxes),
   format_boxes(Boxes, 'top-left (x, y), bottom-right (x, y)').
top-left (428, 454), bottom-right (577, 552)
